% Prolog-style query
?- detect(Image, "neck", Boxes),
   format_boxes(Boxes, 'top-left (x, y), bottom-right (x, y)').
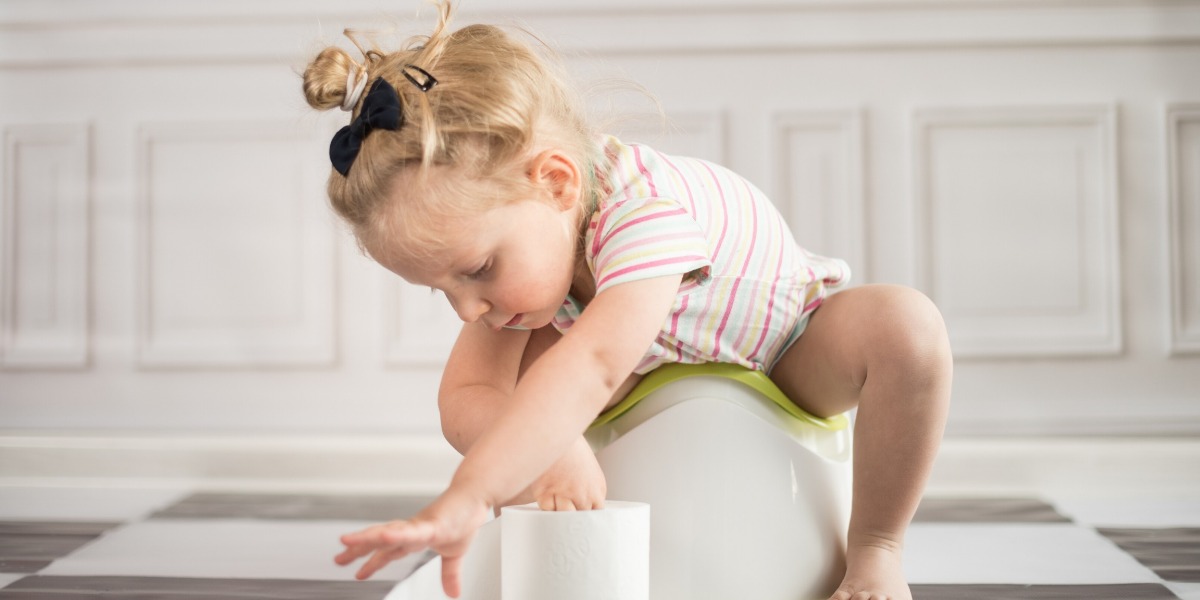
top-left (570, 257), bottom-right (595, 305)
top-left (568, 203), bottom-right (595, 304)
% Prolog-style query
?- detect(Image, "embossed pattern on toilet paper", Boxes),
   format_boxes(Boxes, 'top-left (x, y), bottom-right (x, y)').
top-left (545, 516), bottom-right (591, 581)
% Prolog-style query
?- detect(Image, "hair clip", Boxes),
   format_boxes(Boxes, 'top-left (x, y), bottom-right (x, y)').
top-left (401, 64), bottom-right (438, 92)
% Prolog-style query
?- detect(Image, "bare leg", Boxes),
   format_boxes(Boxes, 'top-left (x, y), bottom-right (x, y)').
top-left (769, 284), bottom-right (952, 600)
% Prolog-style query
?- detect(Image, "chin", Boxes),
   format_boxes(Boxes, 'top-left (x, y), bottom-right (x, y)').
top-left (524, 316), bottom-right (550, 330)
top-left (524, 311), bottom-right (556, 330)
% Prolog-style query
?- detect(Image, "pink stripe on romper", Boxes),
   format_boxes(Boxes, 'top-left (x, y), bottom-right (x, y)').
top-left (633, 145), bottom-right (659, 198)
top-left (712, 177), bottom-right (758, 358)
top-left (597, 256), bottom-right (707, 290)
top-left (747, 204), bottom-right (788, 360)
top-left (598, 207), bottom-right (688, 250)
top-left (660, 154), bottom-right (697, 216)
top-left (690, 161), bottom-right (731, 354)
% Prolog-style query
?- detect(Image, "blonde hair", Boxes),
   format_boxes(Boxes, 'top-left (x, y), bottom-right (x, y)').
top-left (301, 1), bottom-right (599, 260)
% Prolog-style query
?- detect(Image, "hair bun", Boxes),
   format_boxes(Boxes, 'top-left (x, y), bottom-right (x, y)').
top-left (302, 47), bottom-right (358, 111)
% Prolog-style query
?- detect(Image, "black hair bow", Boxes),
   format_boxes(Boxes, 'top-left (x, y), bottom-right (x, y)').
top-left (329, 78), bottom-right (403, 176)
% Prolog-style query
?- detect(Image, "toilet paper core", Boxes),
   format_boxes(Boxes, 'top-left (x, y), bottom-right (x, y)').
top-left (500, 501), bottom-right (650, 600)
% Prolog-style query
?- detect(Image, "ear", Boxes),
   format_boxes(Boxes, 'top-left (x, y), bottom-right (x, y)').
top-left (528, 149), bottom-right (582, 213)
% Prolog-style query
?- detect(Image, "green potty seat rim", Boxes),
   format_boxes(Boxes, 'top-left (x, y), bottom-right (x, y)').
top-left (588, 362), bottom-right (851, 432)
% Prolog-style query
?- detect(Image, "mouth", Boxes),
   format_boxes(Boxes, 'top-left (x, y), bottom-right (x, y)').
top-left (505, 314), bottom-right (524, 328)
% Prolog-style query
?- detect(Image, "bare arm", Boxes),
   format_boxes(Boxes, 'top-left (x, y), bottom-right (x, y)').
top-left (447, 272), bottom-right (683, 509)
top-left (441, 323), bottom-right (614, 511)
top-left (335, 273), bottom-right (682, 589)
top-left (437, 322), bottom-right (529, 455)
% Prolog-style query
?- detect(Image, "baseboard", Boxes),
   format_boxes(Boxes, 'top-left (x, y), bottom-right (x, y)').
top-left (0, 431), bottom-right (462, 493)
top-left (928, 436), bottom-right (1200, 496)
top-left (2, 432), bottom-right (1198, 495)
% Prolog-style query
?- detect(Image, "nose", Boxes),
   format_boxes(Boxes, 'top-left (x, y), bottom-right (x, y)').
top-left (448, 291), bottom-right (490, 324)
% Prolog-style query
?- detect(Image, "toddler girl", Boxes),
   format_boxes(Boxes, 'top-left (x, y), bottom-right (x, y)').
top-left (303, 3), bottom-right (951, 599)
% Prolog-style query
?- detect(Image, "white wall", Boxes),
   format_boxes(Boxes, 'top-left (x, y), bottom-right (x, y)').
top-left (2, 0), bottom-right (1199, 476)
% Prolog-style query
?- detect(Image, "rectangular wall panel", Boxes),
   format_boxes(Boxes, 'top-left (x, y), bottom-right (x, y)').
top-left (1168, 104), bottom-right (1200, 354)
top-left (913, 106), bottom-right (1121, 357)
top-left (136, 121), bottom-right (334, 367)
top-left (384, 279), bottom-right (464, 367)
top-left (608, 111), bottom-right (727, 167)
top-left (774, 110), bottom-right (867, 279)
top-left (0, 123), bottom-right (90, 368)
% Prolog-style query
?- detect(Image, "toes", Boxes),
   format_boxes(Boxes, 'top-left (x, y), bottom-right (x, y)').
top-left (832, 590), bottom-right (886, 600)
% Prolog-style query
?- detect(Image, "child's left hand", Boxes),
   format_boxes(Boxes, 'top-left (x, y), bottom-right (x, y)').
top-left (334, 486), bottom-right (490, 596)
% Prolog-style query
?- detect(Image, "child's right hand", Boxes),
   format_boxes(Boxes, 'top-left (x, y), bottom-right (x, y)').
top-left (335, 485), bottom-right (490, 596)
top-left (525, 436), bottom-right (606, 511)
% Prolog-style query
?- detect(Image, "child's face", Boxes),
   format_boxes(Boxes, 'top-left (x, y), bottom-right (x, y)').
top-left (367, 198), bottom-right (581, 331)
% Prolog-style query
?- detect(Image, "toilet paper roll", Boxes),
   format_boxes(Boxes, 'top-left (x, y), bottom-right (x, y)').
top-left (500, 501), bottom-right (650, 600)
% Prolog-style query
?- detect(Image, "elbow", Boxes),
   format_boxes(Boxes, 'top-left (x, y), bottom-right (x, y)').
top-left (586, 348), bottom-right (636, 414)
top-left (437, 388), bottom-right (468, 456)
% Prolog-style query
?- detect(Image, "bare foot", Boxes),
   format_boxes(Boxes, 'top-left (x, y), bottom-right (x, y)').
top-left (828, 544), bottom-right (911, 600)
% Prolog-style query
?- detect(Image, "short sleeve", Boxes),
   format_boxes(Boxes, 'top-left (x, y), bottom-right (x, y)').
top-left (588, 196), bottom-right (712, 295)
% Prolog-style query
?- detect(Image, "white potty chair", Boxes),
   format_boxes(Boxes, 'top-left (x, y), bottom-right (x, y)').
top-left (586, 362), bottom-right (853, 600)
top-left (386, 362), bottom-right (853, 600)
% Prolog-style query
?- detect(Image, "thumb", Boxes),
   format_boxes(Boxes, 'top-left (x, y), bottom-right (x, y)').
top-left (441, 554), bottom-right (463, 599)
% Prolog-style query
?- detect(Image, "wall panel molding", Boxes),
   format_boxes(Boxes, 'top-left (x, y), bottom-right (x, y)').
top-left (912, 105), bottom-right (1121, 358)
top-left (7, 0), bottom-right (1195, 24)
top-left (1168, 103), bottom-right (1200, 355)
top-left (0, 432), bottom-right (460, 493)
top-left (773, 109), bottom-right (867, 280)
top-left (3, 433), bottom-right (1199, 498)
top-left (4, 1), bottom-right (1200, 67)
top-left (611, 110), bottom-right (728, 167)
top-left (0, 122), bottom-right (90, 369)
top-left (136, 120), bottom-right (335, 368)
top-left (383, 279), bottom-right (462, 367)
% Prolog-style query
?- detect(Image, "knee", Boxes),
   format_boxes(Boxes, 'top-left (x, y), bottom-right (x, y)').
top-left (858, 285), bottom-right (952, 377)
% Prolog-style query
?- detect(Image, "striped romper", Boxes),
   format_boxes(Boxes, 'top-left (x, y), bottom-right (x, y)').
top-left (550, 135), bottom-right (851, 375)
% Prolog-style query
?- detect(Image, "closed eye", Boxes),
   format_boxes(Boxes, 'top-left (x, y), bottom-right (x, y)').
top-left (468, 260), bottom-right (492, 280)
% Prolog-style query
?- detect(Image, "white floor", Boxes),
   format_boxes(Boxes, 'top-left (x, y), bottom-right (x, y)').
top-left (2, 436), bottom-right (1199, 598)
top-left (1, 481), bottom-right (1198, 599)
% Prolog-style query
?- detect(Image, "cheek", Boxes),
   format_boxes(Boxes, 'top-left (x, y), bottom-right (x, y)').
top-left (487, 270), bottom-right (531, 304)
top-left (496, 264), bottom-right (557, 305)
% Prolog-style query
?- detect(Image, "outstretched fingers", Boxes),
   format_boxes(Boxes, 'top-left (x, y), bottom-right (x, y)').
top-left (334, 526), bottom-right (389, 566)
top-left (354, 547), bottom-right (409, 580)
top-left (335, 520), bottom-right (438, 578)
